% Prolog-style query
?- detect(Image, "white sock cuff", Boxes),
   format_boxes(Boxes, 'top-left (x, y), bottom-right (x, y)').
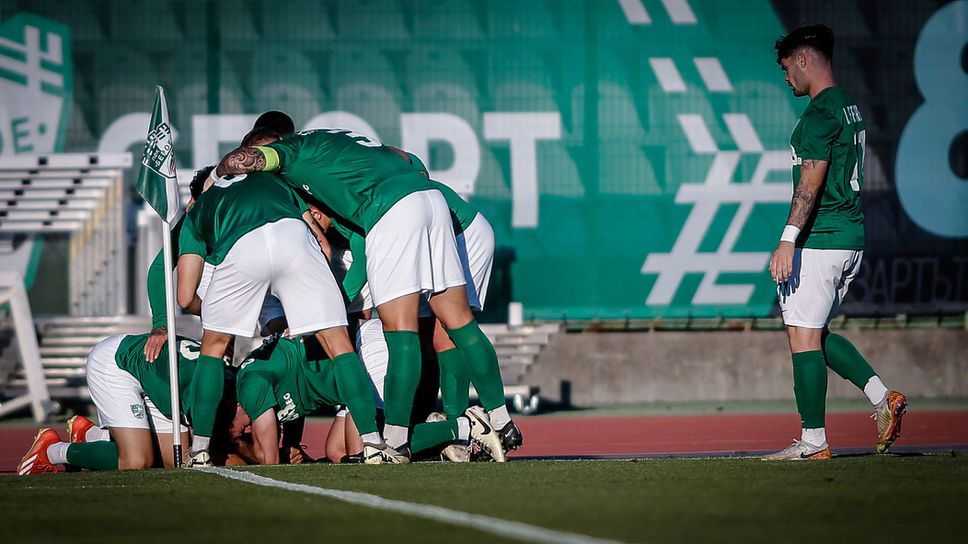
top-left (47, 441), bottom-right (70, 465)
top-left (86, 426), bottom-right (110, 442)
top-left (801, 427), bottom-right (827, 447)
top-left (864, 376), bottom-right (889, 405)
top-left (487, 405), bottom-right (511, 430)
top-left (457, 416), bottom-right (471, 441)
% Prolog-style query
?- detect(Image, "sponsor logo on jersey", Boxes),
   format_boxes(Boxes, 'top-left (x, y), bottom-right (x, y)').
top-left (277, 392), bottom-right (299, 422)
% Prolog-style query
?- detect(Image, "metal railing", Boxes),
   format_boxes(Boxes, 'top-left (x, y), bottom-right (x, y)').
top-left (0, 153), bottom-right (131, 316)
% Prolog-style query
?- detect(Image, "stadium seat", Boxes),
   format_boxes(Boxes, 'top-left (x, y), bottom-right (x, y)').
top-left (406, 47), bottom-right (479, 96)
top-left (92, 47), bottom-right (158, 134)
top-left (336, 0), bottom-right (409, 40)
top-left (537, 145), bottom-right (584, 198)
top-left (19, 2), bottom-right (106, 46)
top-left (412, 0), bottom-right (484, 40)
top-left (725, 80), bottom-right (799, 149)
top-left (259, 0), bottom-right (337, 46)
top-left (251, 47), bottom-right (325, 125)
top-left (598, 82), bottom-right (647, 141)
top-left (107, 0), bottom-right (183, 48)
top-left (487, 1), bottom-right (561, 39)
top-left (212, 1), bottom-right (261, 50)
top-left (598, 143), bottom-right (661, 196)
top-left (168, 49), bottom-right (247, 136)
top-left (329, 49), bottom-right (402, 139)
top-left (489, 51), bottom-right (562, 113)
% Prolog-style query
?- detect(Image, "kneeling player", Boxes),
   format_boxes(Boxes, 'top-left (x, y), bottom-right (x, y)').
top-left (17, 334), bottom-right (234, 475)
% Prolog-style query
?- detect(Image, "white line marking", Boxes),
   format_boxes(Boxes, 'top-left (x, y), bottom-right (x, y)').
top-left (676, 114), bottom-right (718, 153)
top-left (649, 58), bottom-right (687, 93)
top-left (693, 58), bottom-right (732, 92)
top-left (660, 0), bottom-right (697, 24)
top-left (199, 466), bottom-right (627, 544)
top-left (617, 0), bottom-right (651, 24)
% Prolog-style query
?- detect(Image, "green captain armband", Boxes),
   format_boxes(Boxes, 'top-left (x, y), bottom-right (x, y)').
top-left (254, 146), bottom-right (280, 172)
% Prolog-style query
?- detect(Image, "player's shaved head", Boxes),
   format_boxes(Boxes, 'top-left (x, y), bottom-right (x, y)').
top-left (775, 24), bottom-right (834, 65)
top-left (253, 110), bottom-right (294, 135)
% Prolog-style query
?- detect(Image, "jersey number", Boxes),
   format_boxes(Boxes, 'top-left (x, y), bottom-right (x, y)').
top-left (323, 128), bottom-right (381, 148)
top-left (178, 340), bottom-right (201, 361)
top-left (849, 129), bottom-right (865, 192)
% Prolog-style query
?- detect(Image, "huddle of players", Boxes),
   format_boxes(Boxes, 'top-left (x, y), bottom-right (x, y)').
top-left (18, 24), bottom-right (913, 474)
top-left (17, 111), bottom-right (521, 474)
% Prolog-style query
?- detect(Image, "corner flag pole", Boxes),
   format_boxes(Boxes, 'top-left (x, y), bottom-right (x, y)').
top-left (161, 215), bottom-right (182, 467)
top-left (136, 86), bottom-right (186, 467)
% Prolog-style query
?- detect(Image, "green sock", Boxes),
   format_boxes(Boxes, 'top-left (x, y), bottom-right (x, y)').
top-left (66, 441), bottom-right (119, 471)
top-left (411, 419), bottom-right (458, 455)
top-left (823, 332), bottom-right (877, 390)
top-left (333, 352), bottom-right (379, 435)
top-left (438, 348), bottom-right (470, 419)
top-left (792, 350), bottom-right (827, 429)
top-left (446, 320), bottom-right (506, 411)
top-left (382, 330), bottom-right (422, 427)
top-left (189, 354), bottom-right (225, 438)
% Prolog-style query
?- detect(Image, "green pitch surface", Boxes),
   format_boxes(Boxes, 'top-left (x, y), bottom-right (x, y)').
top-left (2, 456), bottom-right (966, 543)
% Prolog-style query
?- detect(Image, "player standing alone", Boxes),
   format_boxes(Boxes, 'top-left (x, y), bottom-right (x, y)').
top-left (763, 25), bottom-right (907, 461)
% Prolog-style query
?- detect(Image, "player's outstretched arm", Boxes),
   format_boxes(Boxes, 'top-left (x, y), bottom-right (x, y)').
top-left (176, 254), bottom-right (204, 315)
top-left (770, 159), bottom-right (829, 282)
top-left (251, 409), bottom-right (280, 465)
top-left (215, 146), bottom-right (269, 177)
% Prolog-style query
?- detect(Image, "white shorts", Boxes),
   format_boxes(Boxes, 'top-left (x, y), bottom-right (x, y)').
top-left (332, 247), bottom-right (374, 314)
top-left (336, 318), bottom-right (389, 417)
top-left (778, 248), bottom-right (863, 328)
top-left (458, 214), bottom-right (495, 311)
top-left (85, 334), bottom-right (188, 433)
top-left (417, 213), bottom-right (495, 317)
top-left (365, 190), bottom-right (466, 307)
top-left (202, 218), bottom-right (348, 337)
top-left (197, 262), bottom-right (214, 300)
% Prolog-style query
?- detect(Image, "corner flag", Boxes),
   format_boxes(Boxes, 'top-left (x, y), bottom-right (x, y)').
top-left (136, 85), bottom-right (186, 467)
top-left (136, 86), bottom-right (182, 226)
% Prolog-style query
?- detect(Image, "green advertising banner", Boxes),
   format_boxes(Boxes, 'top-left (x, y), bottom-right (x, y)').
top-left (1, 0), bottom-right (965, 319)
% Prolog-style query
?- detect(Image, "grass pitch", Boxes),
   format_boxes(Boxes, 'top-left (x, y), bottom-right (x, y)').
top-left (2, 455), bottom-right (966, 544)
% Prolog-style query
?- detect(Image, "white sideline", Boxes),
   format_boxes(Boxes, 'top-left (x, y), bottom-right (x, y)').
top-left (198, 466), bottom-right (626, 544)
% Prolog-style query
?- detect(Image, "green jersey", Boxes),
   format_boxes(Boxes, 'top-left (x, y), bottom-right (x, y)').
top-left (790, 87), bottom-right (866, 250)
top-left (236, 336), bottom-right (340, 422)
top-left (260, 129), bottom-right (436, 233)
top-left (179, 172), bottom-right (308, 265)
top-left (114, 334), bottom-right (201, 420)
top-left (432, 180), bottom-right (478, 233)
top-left (404, 151), bottom-right (479, 232)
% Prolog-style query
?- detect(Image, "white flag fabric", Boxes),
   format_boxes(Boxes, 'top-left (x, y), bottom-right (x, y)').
top-left (136, 86), bottom-right (182, 227)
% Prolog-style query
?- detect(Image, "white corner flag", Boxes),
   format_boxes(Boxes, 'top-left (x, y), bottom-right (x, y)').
top-left (135, 86), bottom-right (186, 467)
top-left (137, 86), bottom-right (183, 225)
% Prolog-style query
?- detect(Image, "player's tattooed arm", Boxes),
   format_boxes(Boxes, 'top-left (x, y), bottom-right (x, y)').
top-left (771, 159), bottom-right (829, 283)
top-left (215, 146), bottom-right (267, 177)
top-left (785, 159), bottom-right (828, 228)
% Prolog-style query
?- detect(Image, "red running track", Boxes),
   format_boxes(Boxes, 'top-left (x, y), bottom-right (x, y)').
top-left (2, 411), bottom-right (966, 472)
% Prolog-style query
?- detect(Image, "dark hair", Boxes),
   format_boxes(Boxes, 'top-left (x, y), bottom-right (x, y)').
top-left (253, 110), bottom-right (294, 135)
top-left (241, 126), bottom-right (283, 147)
top-left (190, 165), bottom-right (214, 200)
top-left (775, 24), bottom-right (834, 64)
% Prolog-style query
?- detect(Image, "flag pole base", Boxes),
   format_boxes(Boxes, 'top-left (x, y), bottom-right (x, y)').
top-left (173, 444), bottom-right (183, 469)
